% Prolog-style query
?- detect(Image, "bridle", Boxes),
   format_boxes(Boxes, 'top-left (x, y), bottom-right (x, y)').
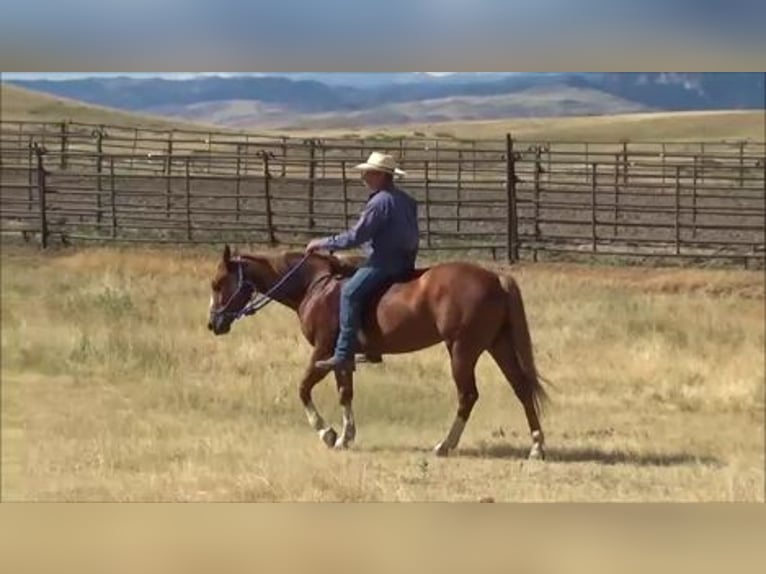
top-left (212, 253), bottom-right (311, 323)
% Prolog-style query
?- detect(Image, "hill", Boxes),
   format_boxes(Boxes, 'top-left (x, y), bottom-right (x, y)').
top-left (154, 85), bottom-right (651, 130)
top-left (6, 73), bottom-right (764, 130)
top-left (1, 83), bottom-right (762, 143)
top-left (0, 83), bottom-right (216, 131)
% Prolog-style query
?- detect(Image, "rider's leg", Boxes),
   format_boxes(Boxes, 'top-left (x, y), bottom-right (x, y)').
top-left (316, 266), bottom-right (391, 372)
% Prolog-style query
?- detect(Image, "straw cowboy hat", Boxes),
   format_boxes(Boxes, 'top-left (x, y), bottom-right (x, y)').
top-left (354, 151), bottom-right (407, 177)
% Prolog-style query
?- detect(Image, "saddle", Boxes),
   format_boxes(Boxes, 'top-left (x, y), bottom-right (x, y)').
top-left (325, 255), bottom-right (428, 364)
top-left (330, 255), bottom-right (427, 283)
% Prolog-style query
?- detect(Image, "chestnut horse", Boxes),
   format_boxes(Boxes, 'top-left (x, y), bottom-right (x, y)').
top-left (207, 245), bottom-right (548, 459)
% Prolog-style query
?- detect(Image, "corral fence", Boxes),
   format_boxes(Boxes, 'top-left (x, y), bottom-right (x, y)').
top-left (1, 120), bottom-right (764, 268)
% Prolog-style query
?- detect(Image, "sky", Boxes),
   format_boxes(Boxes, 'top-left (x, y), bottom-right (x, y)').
top-left (1, 73), bottom-right (458, 81)
top-left (1, 2), bottom-right (763, 71)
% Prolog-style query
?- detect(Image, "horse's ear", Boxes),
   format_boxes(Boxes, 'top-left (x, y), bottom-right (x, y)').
top-left (223, 244), bottom-right (231, 264)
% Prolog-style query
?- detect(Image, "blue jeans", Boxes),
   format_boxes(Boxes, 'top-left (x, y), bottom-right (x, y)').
top-left (334, 266), bottom-right (400, 361)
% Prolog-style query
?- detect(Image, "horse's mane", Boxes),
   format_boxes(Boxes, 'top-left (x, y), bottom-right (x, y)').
top-left (325, 253), bottom-right (366, 277)
top-left (239, 250), bottom-right (361, 279)
top-left (305, 251), bottom-right (361, 278)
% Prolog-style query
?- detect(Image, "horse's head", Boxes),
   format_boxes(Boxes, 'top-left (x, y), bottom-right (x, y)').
top-left (207, 244), bottom-right (256, 335)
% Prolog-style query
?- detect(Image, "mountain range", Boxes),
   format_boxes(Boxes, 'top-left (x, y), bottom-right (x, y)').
top-left (4, 72), bottom-right (764, 129)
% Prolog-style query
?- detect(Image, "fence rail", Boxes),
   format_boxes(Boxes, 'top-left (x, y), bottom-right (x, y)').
top-left (1, 120), bottom-right (764, 267)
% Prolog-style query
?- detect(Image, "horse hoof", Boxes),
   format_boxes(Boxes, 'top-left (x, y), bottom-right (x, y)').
top-left (320, 428), bottom-right (338, 449)
top-left (434, 443), bottom-right (450, 457)
top-left (334, 433), bottom-right (354, 449)
top-left (334, 439), bottom-right (349, 449)
top-left (528, 446), bottom-right (545, 461)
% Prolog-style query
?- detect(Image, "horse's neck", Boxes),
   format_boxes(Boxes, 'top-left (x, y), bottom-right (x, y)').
top-left (245, 254), bottom-right (312, 311)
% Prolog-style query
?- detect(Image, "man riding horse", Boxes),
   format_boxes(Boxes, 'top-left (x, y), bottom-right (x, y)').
top-left (207, 151), bottom-right (547, 458)
top-left (305, 152), bottom-right (419, 375)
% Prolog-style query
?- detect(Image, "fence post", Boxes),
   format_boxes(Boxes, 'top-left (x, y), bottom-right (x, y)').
top-left (27, 136), bottom-right (34, 213)
top-left (165, 133), bottom-right (174, 176)
top-left (95, 130), bottom-right (103, 226)
top-left (505, 134), bottom-right (518, 263)
top-left (675, 166), bottom-right (681, 255)
top-left (591, 163), bottom-right (597, 253)
top-left (456, 150), bottom-right (463, 233)
top-left (262, 152), bottom-right (275, 246)
top-left (321, 141), bottom-right (327, 178)
top-left (59, 121), bottom-right (69, 170)
top-left (35, 146), bottom-right (48, 248)
top-left (424, 161), bottom-right (432, 248)
top-left (131, 127), bottom-right (138, 168)
top-left (244, 135), bottom-right (251, 175)
top-left (207, 132), bottom-right (213, 174)
top-left (165, 154), bottom-right (172, 219)
top-left (533, 147), bottom-right (542, 262)
top-left (739, 141), bottom-right (745, 188)
top-left (110, 157), bottom-right (117, 238)
top-left (307, 139), bottom-right (316, 229)
top-left (185, 158), bottom-right (192, 241)
top-left (622, 141), bottom-right (629, 189)
top-left (235, 144), bottom-right (242, 222)
top-left (613, 153), bottom-right (620, 237)
top-left (546, 143), bottom-right (551, 185)
top-left (692, 155), bottom-right (698, 238)
top-left (341, 160), bottom-right (350, 229)
top-left (281, 137), bottom-right (287, 178)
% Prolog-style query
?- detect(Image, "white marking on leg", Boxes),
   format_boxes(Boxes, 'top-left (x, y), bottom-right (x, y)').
top-left (529, 430), bottom-right (545, 460)
top-left (208, 294), bottom-right (215, 313)
top-left (304, 401), bottom-right (326, 432)
top-left (335, 404), bottom-right (356, 448)
top-left (306, 401), bottom-right (337, 448)
top-left (434, 416), bottom-right (467, 456)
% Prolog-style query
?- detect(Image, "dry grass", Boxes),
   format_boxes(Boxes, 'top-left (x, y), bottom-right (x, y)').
top-left (278, 110), bottom-right (766, 142)
top-left (1, 245), bottom-right (763, 501)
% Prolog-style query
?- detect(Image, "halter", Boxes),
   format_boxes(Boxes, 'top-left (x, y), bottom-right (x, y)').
top-left (213, 253), bottom-right (312, 323)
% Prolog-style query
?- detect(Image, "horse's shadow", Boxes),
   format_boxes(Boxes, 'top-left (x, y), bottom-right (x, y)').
top-left (364, 443), bottom-right (722, 468)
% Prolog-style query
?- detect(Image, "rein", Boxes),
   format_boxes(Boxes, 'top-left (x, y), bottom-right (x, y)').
top-left (216, 253), bottom-right (311, 322)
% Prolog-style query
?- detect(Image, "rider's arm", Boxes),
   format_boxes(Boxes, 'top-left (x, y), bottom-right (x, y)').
top-left (317, 195), bottom-right (389, 252)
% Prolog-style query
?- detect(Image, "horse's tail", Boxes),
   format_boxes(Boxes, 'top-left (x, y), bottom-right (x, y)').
top-left (498, 275), bottom-right (551, 417)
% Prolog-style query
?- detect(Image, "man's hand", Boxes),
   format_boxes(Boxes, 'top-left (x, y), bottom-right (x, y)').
top-left (305, 238), bottom-right (326, 254)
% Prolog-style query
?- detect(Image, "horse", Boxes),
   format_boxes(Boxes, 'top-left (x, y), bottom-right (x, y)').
top-left (207, 245), bottom-right (548, 459)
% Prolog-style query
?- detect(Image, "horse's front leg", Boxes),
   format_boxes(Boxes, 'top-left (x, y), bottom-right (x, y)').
top-left (299, 350), bottom-right (336, 448)
top-left (333, 369), bottom-right (356, 449)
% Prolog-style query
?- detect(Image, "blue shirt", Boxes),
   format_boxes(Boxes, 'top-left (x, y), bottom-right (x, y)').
top-left (318, 186), bottom-right (419, 272)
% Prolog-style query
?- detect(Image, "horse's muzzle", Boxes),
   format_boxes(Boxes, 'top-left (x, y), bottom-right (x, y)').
top-left (208, 313), bottom-right (232, 336)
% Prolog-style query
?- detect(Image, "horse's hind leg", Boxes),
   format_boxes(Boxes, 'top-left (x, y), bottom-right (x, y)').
top-left (489, 333), bottom-right (545, 460)
top-left (434, 340), bottom-right (481, 457)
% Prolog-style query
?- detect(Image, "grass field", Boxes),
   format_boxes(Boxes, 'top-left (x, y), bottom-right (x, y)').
top-left (1, 245), bottom-right (763, 501)
top-left (283, 110), bottom-right (766, 143)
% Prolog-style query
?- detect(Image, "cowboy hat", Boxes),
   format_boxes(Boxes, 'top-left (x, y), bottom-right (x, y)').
top-left (354, 151), bottom-right (407, 176)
